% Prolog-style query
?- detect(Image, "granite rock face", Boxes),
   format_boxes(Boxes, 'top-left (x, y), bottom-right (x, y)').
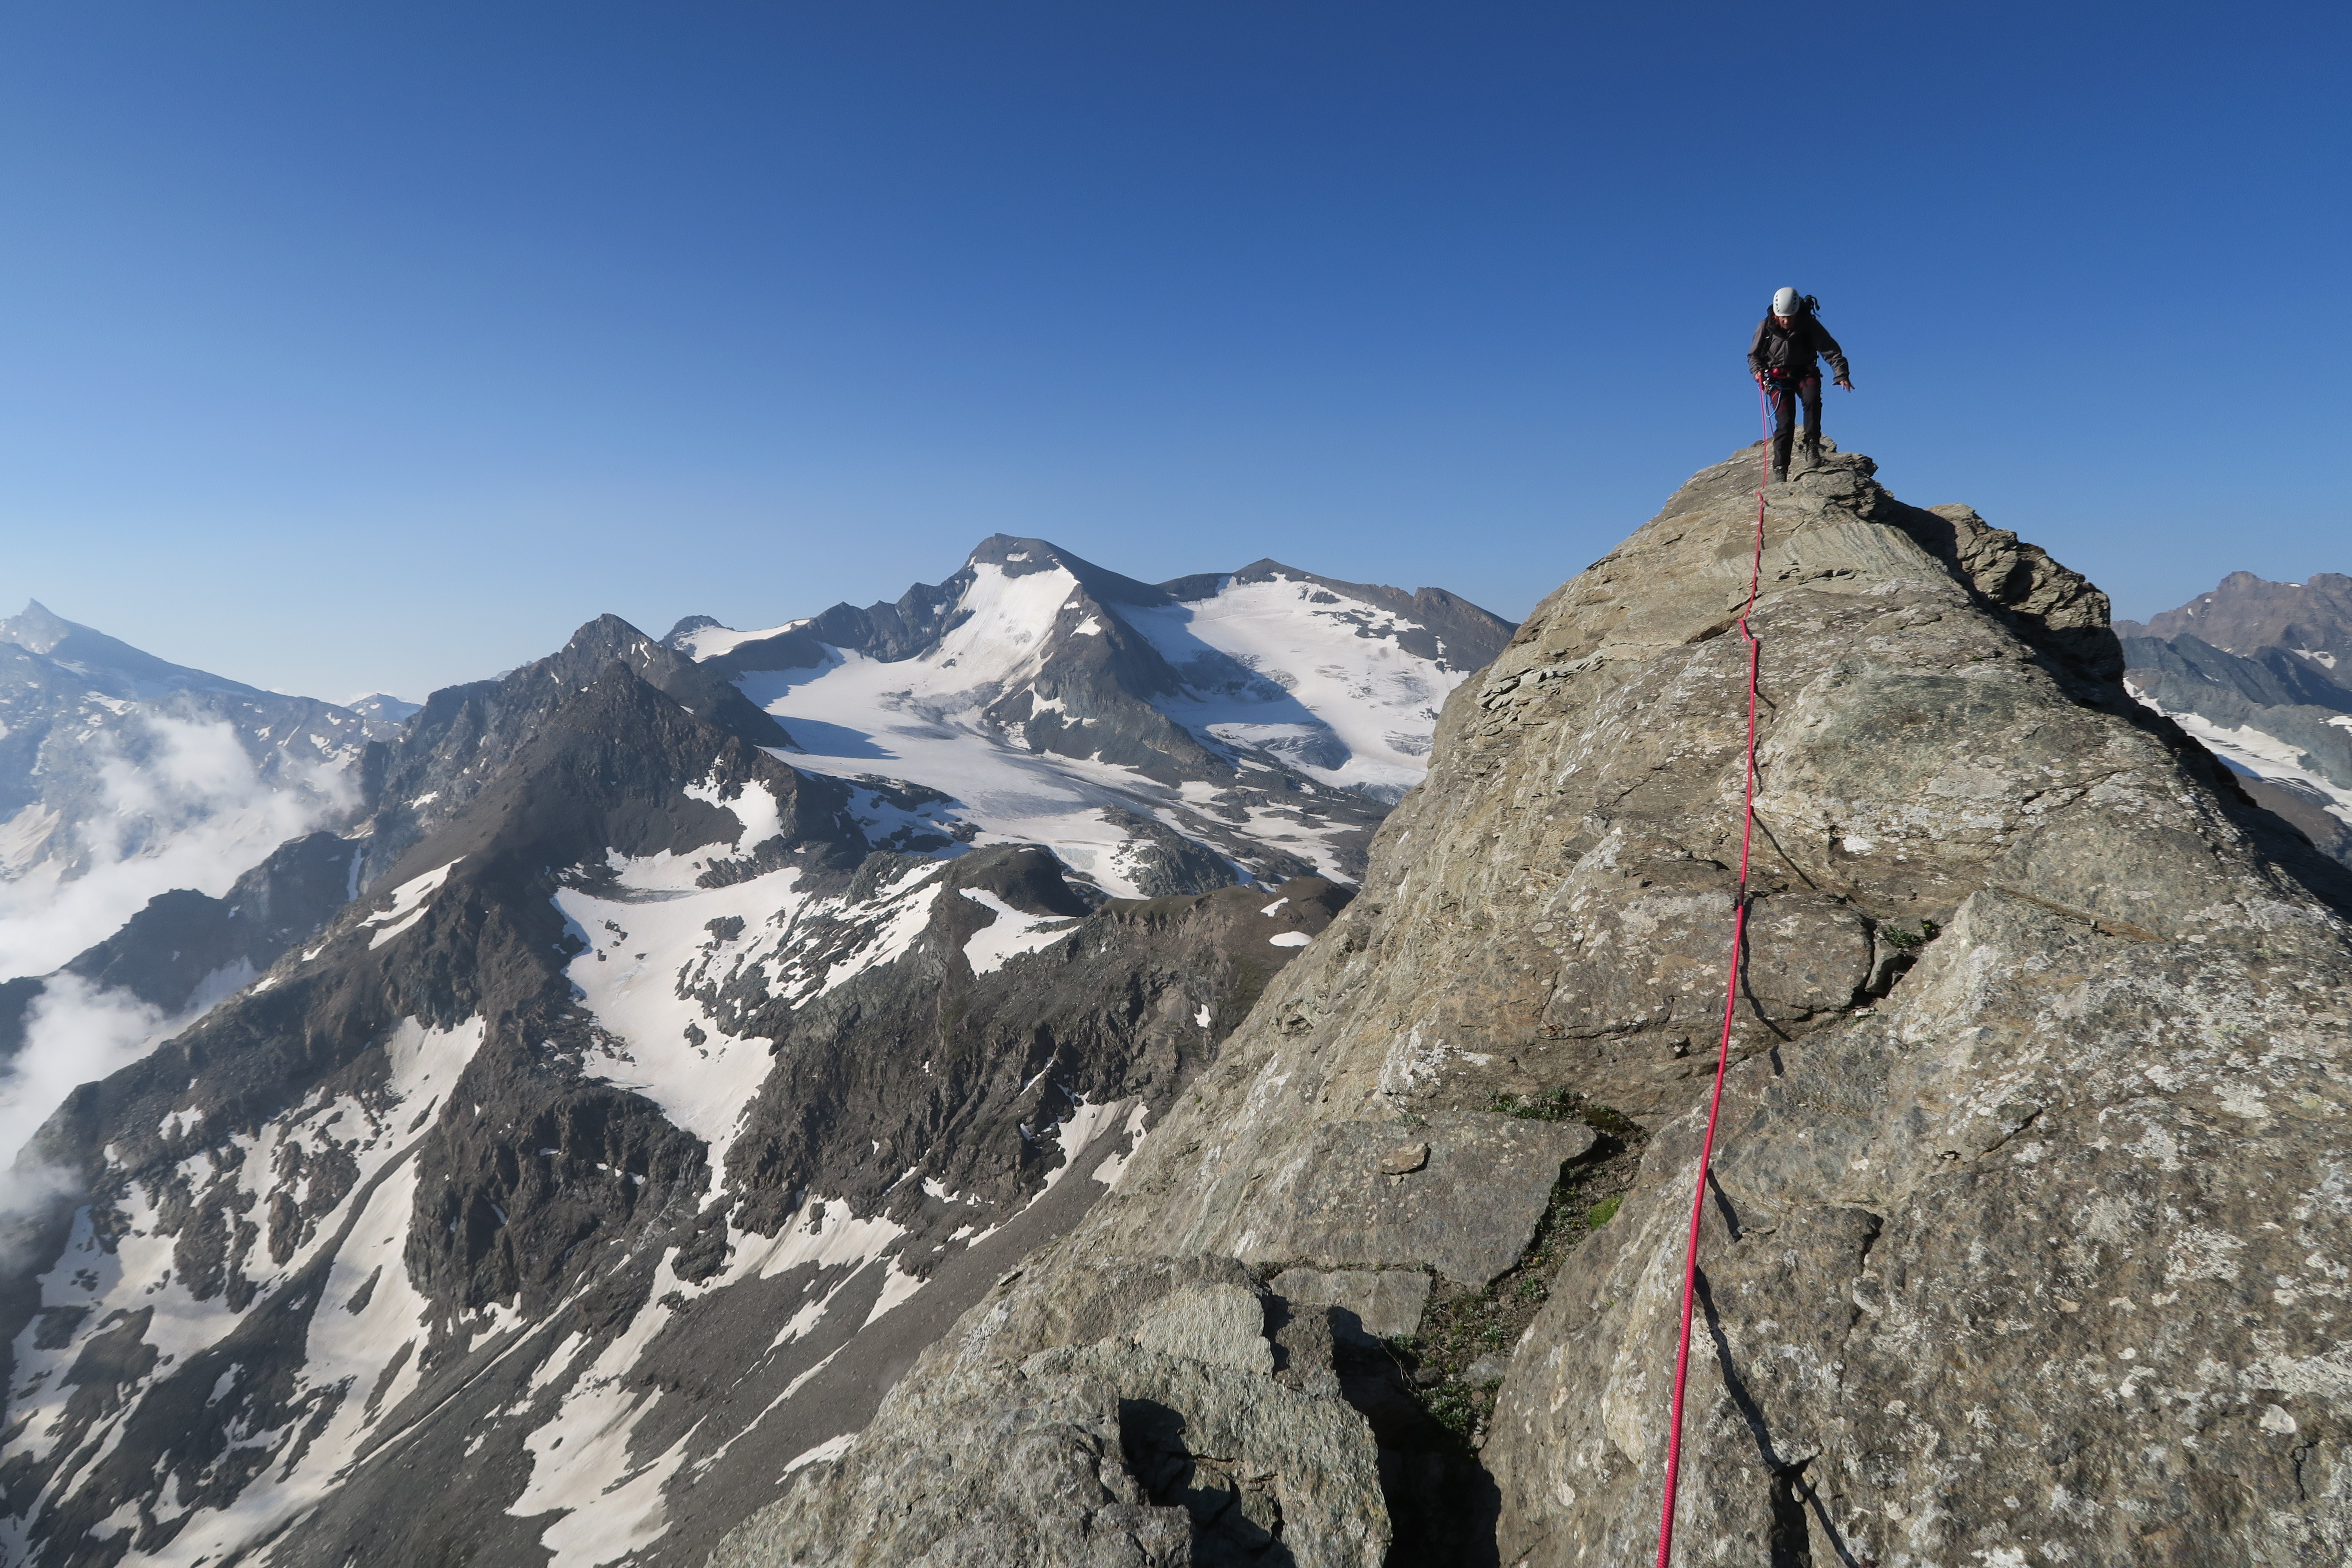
top-left (712, 1255), bottom-right (1389, 1568)
top-left (735, 444), bottom-right (2352, 1566)
top-left (1228, 1113), bottom-right (1593, 1287)
top-left (1265, 1268), bottom-right (1432, 1339)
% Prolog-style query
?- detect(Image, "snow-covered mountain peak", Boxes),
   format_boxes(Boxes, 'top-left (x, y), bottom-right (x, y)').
top-left (665, 615), bottom-right (812, 663)
top-left (668, 538), bottom-right (1513, 896)
top-left (0, 600), bottom-right (73, 657)
top-left (0, 600), bottom-right (262, 701)
top-left (963, 533), bottom-right (1168, 608)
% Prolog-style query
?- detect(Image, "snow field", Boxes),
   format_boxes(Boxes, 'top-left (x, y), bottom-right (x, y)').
top-left (508, 1193), bottom-right (924, 1565)
top-left (720, 556), bottom-right (1432, 894)
top-left (557, 864), bottom-right (807, 1167)
top-left (671, 619), bottom-right (812, 661)
top-left (1113, 573), bottom-right (1461, 799)
top-left (1035, 1096), bottom-right (1132, 1199)
top-left (2130, 686), bottom-right (2352, 825)
top-left (956, 888), bottom-right (1081, 974)
top-left (1087, 1101), bottom-right (1154, 1191)
top-left (782, 1433), bottom-right (856, 1476)
top-left (738, 647), bottom-right (1179, 897)
top-left (554, 783), bottom-right (947, 1170)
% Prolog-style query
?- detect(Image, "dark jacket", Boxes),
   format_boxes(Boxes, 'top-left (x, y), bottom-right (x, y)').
top-left (1748, 313), bottom-right (1850, 383)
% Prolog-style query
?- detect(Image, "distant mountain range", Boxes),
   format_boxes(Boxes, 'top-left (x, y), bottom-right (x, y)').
top-left (0, 538), bottom-right (1511, 1566)
top-left (2114, 571), bottom-right (2352, 864)
top-left (0, 599), bottom-right (400, 965)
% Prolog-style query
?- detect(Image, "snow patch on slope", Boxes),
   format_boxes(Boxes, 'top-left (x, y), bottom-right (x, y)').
top-left (364, 858), bottom-right (460, 949)
top-left (1037, 1096), bottom-right (1130, 1198)
top-left (0, 1018), bottom-right (488, 1562)
top-left (556, 782), bottom-right (951, 1166)
top-left (557, 868), bottom-right (799, 1166)
top-left (2132, 686), bottom-right (2352, 824)
top-left (957, 888), bottom-right (1080, 975)
top-left (672, 619), bottom-right (810, 661)
top-left (131, 1159), bottom-right (446, 1567)
top-left (509, 1194), bottom-right (916, 1563)
top-left (510, 1260), bottom-right (703, 1568)
top-left (1114, 572), bottom-right (1459, 800)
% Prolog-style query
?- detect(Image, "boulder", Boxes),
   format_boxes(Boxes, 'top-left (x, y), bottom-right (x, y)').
top-left (710, 1254), bottom-right (1389, 1568)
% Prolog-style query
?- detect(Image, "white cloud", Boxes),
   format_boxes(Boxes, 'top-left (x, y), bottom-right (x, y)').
top-left (0, 711), bottom-right (361, 1209)
top-left (0, 975), bottom-right (187, 1204)
top-left (0, 713), bottom-right (358, 980)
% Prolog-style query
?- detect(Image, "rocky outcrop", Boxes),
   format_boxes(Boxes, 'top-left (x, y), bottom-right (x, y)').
top-left (709, 1257), bottom-right (1390, 1568)
top-left (735, 444), bottom-right (2352, 1565)
top-left (358, 614), bottom-right (794, 887)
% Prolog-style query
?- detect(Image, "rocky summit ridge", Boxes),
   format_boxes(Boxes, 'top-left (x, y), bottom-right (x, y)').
top-left (726, 444), bottom-right (2352, 1566)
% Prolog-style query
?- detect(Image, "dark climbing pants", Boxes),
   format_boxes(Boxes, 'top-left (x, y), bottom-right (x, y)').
top-left (1769, 375), bottom-right (1821, 472)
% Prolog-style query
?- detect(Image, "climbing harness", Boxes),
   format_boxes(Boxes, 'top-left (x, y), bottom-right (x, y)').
top-left (1650, 384), bottom-right (1775, 1567)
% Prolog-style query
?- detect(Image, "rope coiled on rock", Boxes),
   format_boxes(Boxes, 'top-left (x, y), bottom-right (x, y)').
top-left (1651, 385), bottom-right (1775, 1566)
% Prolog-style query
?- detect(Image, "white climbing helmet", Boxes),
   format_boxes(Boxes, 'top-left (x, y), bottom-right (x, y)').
top-left (1771, 286), bottom-right (1800, 317)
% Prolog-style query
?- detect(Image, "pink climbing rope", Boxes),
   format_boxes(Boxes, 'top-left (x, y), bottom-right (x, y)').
top-left (1651, 385), bottom-right (1776, 1566)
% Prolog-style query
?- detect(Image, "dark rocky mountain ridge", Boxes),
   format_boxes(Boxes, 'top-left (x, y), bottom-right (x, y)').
top-left (0, 643), bottom-right (1358, 1565)
top-left (0, 831), bottom-right (361, 1067)
top-left (2114, 568), bottom-right (2352, 659)
top-left (0, 538), bottom-right (1501, 1565)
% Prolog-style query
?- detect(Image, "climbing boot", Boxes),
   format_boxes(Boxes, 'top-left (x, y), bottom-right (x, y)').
top-left (1770, 462), bottom-right (1789, 484)
top-left (1798, 432), bottom-right (1823, 470)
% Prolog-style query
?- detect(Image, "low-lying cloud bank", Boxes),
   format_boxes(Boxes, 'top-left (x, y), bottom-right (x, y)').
top-left (0, 711), bottom-right (364, 1211)
top-left (0, 712), bottom-right (357, 979)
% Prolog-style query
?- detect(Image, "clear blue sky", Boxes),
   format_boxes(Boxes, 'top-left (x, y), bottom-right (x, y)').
top-left (3, 2), bottom-right (2344, 701)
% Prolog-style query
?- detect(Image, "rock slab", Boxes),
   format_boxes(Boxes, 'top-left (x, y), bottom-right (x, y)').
top-left (1232, 1113), bottom-right (1593, 1286)
top-left (1266, 1268), bottom-right (1434, 1341)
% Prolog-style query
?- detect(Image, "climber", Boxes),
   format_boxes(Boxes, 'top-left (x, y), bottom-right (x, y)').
top-left (1748, 287), bottom-right (1853, 482)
